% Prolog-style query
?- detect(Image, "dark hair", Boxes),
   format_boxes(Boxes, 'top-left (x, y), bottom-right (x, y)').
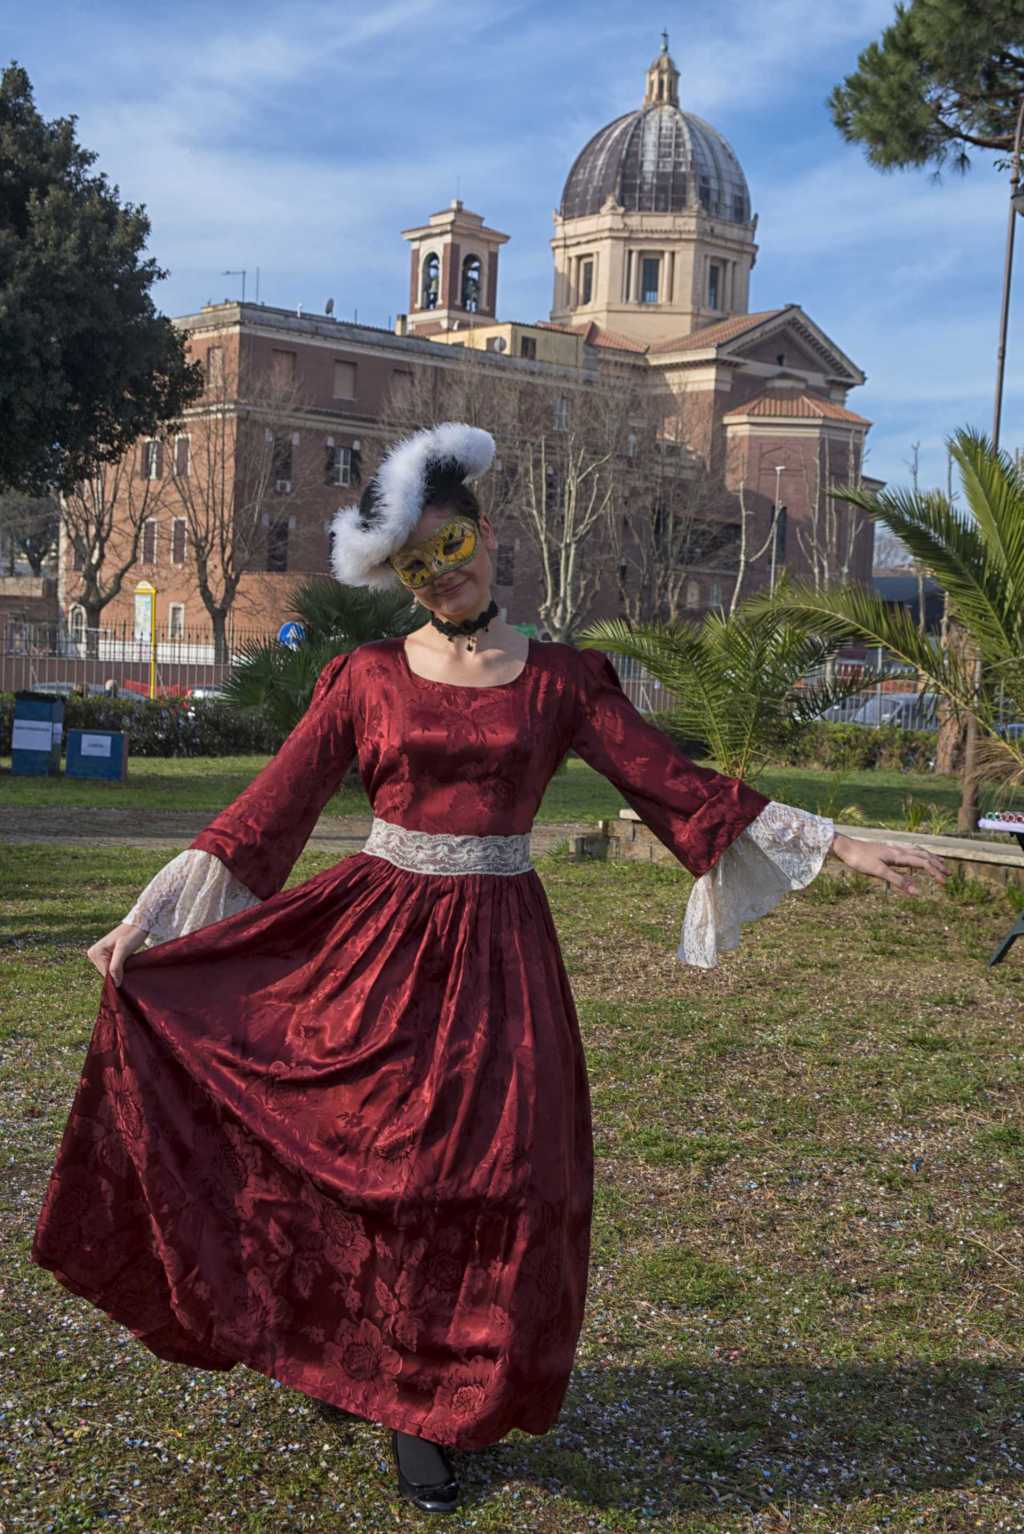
top-left (422, 455), bottom-right (481, 523)
top-left (356, 453), bottom-right (481, 532)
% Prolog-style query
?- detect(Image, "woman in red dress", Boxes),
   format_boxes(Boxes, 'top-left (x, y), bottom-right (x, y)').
top-left (31, 424), bottom-right (949, 1514)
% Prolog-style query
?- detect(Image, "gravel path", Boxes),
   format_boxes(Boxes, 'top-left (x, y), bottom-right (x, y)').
top-left (0, 805), bottom-right (592, 856)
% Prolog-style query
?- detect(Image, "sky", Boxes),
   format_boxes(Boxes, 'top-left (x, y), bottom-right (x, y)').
top-left (4, 0), bottom-right (1022, 498)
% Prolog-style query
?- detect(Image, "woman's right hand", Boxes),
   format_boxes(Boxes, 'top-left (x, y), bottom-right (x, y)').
top-left (87, 922), bottom-right (150, 987)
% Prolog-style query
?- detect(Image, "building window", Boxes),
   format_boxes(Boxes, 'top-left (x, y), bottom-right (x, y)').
top-left (640, 256), bottom-right (660, 304)
top-left (422, 253), bottom-right (440, 309)
top-left (709, 579), bottom-right (723, 608)
top-left (708, 262), bottom-right (722, 310)
top-left (495, 542), bottom-right (515, 585)
top-left (325, 444), bottom-right (353, 486)
top-left (733, 193), bottom-right (746, 221)
top-left (272, 349), bottom-right (296, 388)
top-left (142, 519), bottom-right (157, 563)
top-left (553, 396), bottom-right (570, 432)
top-left (461, 254), bottom-right (481, 312)
top-left (174, 436), bottom-right (190, 477)
top-left (272, 434), bottom-right (293, 490)
top-left (142, 439), bottom-right (162, 479)
top-left (171, 518), bottom-right (187, 564)
top-left (69, 605), bottom-right (86, 641)
top-left (391, 369), bottom-right (414, 404)
top-left (519, 335), bottom-right (536, 359)
top-left (333, 360), bottom-right (357, 399)
top-left (168, 603), bottom-right (185, 640)
top-left (626, 431), bottom-right (638, 458)
top-left (580, 258), bottom-right (594, 305)
top-left (266, 518), bottom-right (289, 572)
top-left (206, 345), bottom-right (224, 389)
top-left (72, 538), bottom-right (85, 572)
top-left (544, 465), bottom-right (562, 509)
top-left (685, 577), bottom-right (701, 608)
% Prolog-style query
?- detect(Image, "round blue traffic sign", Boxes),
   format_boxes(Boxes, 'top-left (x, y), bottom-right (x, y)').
top-left (277, 621), bottom-right (306, 649)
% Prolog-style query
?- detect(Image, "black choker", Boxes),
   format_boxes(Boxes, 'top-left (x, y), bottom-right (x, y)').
top-left (428, 598), bottom-right (499, 651)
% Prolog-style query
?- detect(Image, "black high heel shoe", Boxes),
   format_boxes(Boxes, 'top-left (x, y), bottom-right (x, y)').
top-left (389, 1427), bottom-right (461, 1513)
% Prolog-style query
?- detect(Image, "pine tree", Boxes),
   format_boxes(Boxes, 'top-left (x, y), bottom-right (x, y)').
top-left (829, 0), bottom-right (1024, 172)
top-left (0, 63), bottom-right (203, 493)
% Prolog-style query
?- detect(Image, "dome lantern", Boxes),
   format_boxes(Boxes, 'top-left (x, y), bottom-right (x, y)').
top-left (643, 31), bottom-right (680, 109)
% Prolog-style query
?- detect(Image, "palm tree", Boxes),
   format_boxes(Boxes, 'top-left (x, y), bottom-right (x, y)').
top-left (576, 604), bottom-right (883, 782)
top-left (219, 575), bottom-right (427, 738)
top-left (740, 427), bottom-right (1024, 824)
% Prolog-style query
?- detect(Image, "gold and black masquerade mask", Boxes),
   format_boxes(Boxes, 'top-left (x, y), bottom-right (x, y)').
top-left (387, 516), bottom-right (479, 590)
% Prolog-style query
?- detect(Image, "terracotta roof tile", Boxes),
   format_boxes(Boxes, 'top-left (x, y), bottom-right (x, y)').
top-left (723, 391), bottom-right (872, 426)
top-left (648, 309), bottom-right (785, 354)
top-left (554, 320), bottom-right (649, 353)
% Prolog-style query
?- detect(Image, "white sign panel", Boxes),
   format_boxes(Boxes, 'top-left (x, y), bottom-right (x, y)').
top-left (134, 591), bottom-right (153, 643)
top-left (12, 719), bottom-right (53, 752)
top-left (81, 734), bottom-right (113, 758)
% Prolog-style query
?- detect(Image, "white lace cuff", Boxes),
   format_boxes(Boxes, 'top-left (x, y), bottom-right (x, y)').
top-left (122, 847), bottom-right (262, 949)
top-left (678, 800), bottom-right (836, 969)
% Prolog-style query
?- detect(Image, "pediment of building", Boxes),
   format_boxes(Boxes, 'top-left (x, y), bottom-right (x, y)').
top-left (651, 304), bottom-right (864, 386)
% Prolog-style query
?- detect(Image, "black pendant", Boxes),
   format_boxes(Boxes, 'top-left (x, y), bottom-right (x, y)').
top-left (428, 598), bottom-right (499, 651)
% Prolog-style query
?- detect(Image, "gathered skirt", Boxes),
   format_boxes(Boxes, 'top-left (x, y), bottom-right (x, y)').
top-left (30, 851), bottom-right (595, 1449)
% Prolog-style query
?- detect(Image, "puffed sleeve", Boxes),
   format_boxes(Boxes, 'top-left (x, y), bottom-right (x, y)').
top-left (571, 648), bottom-right (836, 968)
top-left (185, 649), bottom-right (358, 900)
top-left (571, 647), bottom-right (772, 878)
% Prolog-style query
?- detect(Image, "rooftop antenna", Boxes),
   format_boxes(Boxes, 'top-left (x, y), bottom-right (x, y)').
top-left (223, 268), bottom-right (246, 303)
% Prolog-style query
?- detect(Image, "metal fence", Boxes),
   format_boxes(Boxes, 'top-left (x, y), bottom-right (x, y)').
top-left (4, 619), bottom-right (1017, 734)
top-left (0, 618), bottom-right (276, 697)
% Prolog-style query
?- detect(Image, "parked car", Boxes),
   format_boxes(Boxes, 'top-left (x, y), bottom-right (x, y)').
top-left (847, 691), bottom-right (941, 730)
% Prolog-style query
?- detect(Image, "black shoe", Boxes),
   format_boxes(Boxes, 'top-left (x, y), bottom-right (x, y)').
top-left (390, 1427), bottom-right (461, 1513)
top-left (311, 1397), bottom-right (363, 1427)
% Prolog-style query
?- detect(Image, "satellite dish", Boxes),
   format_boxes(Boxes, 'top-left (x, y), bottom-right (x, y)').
top-left (325, 298), bottom-right (335, 316)
top-left (493, 336), bottom-right (508, 352)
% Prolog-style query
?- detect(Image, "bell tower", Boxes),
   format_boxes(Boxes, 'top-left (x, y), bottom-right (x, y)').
top-left (400, 199), bottom-right (510, 336)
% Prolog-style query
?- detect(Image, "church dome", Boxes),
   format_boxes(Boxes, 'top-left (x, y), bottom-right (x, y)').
top-left (559, 37), bottom-right (752, 225)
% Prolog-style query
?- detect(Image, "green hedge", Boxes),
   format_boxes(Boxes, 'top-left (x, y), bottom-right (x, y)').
top-left (2, 692), bottom-right (938, 772)
top-left (0, 693), bottom-right (283, 758)
top-left (647, 714), bottom-right (936, 773)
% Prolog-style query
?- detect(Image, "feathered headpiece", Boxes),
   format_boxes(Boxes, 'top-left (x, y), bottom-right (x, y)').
top-left (329, 421), bottom-right (496, 591)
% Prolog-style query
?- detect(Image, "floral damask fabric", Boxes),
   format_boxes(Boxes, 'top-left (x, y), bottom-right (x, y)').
top-left (33, 638), bottom-right (788, 1449)
top-left (680, 800), bottom-right (837, 968)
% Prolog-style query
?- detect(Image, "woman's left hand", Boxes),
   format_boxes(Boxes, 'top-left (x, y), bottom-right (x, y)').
top-left (829, 832), bottom-right (952, 895)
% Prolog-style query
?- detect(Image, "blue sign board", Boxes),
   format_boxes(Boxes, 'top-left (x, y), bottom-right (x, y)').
top-left (277, 621), bottom-right (306, 649)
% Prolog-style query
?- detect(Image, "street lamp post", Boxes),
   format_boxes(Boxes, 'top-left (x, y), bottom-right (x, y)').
top-left (964, 94), bottom-right (1024, 832)
top-left (993, 92), bottom-right (1024, 449)
top-left (769, 465), bottom-right (785, 595)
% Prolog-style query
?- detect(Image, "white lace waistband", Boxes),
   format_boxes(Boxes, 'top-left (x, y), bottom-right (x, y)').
top-left (362, 816), bottom-right (533, 876)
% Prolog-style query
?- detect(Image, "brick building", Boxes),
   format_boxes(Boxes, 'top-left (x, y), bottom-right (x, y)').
top-left (59, 34), bottom-right (879, 645)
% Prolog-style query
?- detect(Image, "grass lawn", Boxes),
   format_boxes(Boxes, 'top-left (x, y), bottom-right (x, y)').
top-left (3, 840), bottom-right (1024, 1531)
top-left (3, 752), bottom-right (1024, 829)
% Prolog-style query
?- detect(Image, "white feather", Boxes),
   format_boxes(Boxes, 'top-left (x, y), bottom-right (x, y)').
top-left (328, 422), bottom-right (495, 589)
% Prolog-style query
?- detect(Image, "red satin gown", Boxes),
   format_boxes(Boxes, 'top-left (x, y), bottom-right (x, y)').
top-left (30, 637), bottom-right (770, 1450)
